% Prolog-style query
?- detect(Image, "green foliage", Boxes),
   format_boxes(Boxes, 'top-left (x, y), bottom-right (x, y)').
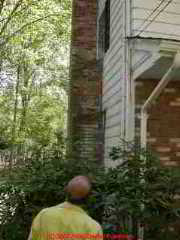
top-left (0, 140), bottom-right (105, 240)
top-left (0, 0), bottom-right (73, 237)
top-left (0, 140), bottom-right (180, 240)
top-left (106, 140), bottom-right (180, 239)
top-left (0, 0), bottom-right (71, 166)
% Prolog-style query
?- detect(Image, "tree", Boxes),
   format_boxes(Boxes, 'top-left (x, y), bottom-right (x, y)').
top-left (0, 0), bottom-right (71, 166)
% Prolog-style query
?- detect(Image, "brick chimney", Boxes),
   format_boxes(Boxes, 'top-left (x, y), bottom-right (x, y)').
top-left (68, 0), bottom-right (103, 162)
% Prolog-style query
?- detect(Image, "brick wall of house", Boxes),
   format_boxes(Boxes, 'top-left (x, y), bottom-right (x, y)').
top-left (135, 78), bottom-right (180, 166)
top-left (68, 0), bottom-right (103, 162)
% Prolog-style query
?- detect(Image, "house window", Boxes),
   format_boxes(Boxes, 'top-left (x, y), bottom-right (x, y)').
top-left (98, 0), bottom-right (110, 58)
top-left (105, 0), bottom-right (110, 52)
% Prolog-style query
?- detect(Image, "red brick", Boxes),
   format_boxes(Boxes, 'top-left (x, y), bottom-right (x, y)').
top-left (68, 0), bottom-right (103, 162)
top-left (136, 78), bottom-right (180, 165)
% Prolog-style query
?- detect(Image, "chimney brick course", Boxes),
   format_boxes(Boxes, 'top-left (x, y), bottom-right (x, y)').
top-left (68, 0), bottom-right (103, 162)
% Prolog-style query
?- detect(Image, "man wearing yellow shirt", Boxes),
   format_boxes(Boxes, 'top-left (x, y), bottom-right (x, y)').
top-left (28, 176), bottom-right (103, 240)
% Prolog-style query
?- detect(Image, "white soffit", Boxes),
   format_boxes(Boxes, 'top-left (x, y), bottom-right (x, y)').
top-left (132, 39), bottom-right (180, 80)
top-left (132, 38), bottom-right (161, 80)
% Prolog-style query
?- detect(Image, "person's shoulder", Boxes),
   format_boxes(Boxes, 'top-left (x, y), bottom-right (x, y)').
top-left (85, 214), bottom-right (102, 231)
top-left (38, 203), bottom-right (62, 216)
top-left (33, 203), bottom-right (61, 220)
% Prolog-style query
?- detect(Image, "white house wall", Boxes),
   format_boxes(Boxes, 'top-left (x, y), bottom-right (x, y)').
top-left (97, 0), bottom-right (180, 166)
top-left (98, 0), bottom-right (127, 166)
top-left (132, 0), bottom-right (180, 40)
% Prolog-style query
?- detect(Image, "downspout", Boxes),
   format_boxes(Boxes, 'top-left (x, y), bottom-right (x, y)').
top-left (141, 52), bottom-right (180, 148)
top-left (138, 52), bottom-right (180, 240)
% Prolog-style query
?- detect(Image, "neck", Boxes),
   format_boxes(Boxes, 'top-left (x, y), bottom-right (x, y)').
top-left (67, 196), bottom-right (87, 206)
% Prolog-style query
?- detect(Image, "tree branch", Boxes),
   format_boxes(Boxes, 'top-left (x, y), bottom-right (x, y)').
top-left (0, 13), bottom-right (61, 47)
top-left (0, 0), bottom-right (5, 15)
top-left (0, 0), bottom-right (23, 36)
top-left (0, 4), bottom-right (29, 23)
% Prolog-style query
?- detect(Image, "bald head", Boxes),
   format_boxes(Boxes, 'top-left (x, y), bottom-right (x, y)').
top-left (66, 176), bottom-right (91, 200)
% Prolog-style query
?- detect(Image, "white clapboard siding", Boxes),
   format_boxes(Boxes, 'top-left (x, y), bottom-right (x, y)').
top-left (97, 0), bottom-right (126, 166)
top-left (103, 75), bottom-right (122, 97)
top-left (106, 102), bottom-right (122, 119)
top-left (104, 60), bottom-right (123, 82)
top-left (103, 86), bottom-right (122, 109)
top-left (103, 66), bottom-right (122, 85)
top-left (132, 0), bottom-right (180, 40)
top-left (106, 105), bottom-right (122, 125)
top-left (104, 135), bottom-right (122, 167)
top-left (104, 35), bottom-right (123, 66)
top-left (105, 125), bottom-right (121, 139)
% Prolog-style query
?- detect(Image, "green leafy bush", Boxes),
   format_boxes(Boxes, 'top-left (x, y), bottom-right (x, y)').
top-left (0, 140), bottom-right (180, 240)
top-left (106, 140), bottom-right (180, 239)
top-left (0, 140), bottom-right (105, 240)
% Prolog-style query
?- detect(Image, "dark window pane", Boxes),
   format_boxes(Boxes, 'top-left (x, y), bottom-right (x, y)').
top-left (97, 0), bottom-right (110, 58)
top-left (105, 0), bottom-right (110, 52)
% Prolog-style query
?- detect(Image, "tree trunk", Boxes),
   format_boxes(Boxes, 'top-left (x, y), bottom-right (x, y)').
top-left (9, 64), bottom-right (20, 168)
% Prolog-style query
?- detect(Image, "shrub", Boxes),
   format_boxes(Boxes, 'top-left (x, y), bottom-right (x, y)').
top-left (106, 140), bottom-right (180, 239)
top-left (0, 140), bottom-right (105, 240)
top-left (0, 140), bottom-right (180, 240)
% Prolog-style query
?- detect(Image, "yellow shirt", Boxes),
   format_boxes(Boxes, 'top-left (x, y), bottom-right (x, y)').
top-left (30, 201), bottom-right (103, 240)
